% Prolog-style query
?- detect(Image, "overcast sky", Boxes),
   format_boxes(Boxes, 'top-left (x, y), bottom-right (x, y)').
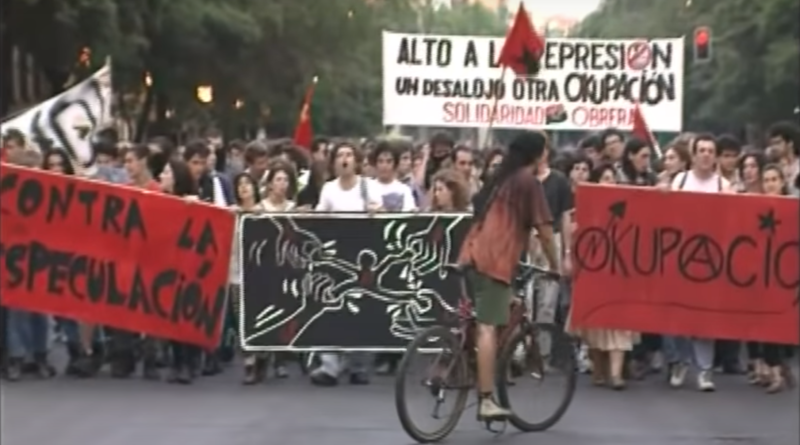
top-left (509, 0), bottom-right (603, 20)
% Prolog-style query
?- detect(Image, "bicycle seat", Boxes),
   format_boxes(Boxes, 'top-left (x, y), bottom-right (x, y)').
top-left (444, 263), bottom-right (467, 276)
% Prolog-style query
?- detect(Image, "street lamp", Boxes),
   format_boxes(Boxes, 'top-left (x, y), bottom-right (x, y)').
top-left (196, 85), bottom-right (213, 104)
top-left (144, 72), bottom-right (152, 87)
top-left (234, 99), bottom-right (244, 109)
top-left (78, 47), bottom-right (91, 67)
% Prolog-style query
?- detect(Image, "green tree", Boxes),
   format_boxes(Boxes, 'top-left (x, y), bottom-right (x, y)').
top-left (3, 0), bottom-right (509, 137)
top-left (574, 0), bottom-right (800, 133)
top-left (2, 0), bottom-right (122, 91)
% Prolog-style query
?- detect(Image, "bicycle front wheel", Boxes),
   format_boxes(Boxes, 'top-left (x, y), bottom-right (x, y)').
top-left (496, 322), bottom-right (577, 432)
top-left (394, 325), bottom-right (470, 443)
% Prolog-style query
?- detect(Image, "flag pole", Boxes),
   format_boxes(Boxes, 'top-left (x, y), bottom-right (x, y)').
top-left (480, 66), bottom-right (507, 149)
top-left (652, 139), bottom-right (663, 159)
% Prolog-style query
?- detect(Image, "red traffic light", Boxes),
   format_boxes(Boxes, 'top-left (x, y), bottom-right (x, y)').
top-left (694, 27), bottom-right (710, 45)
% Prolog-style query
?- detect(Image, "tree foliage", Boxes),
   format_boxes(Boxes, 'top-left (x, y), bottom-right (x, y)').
top-left (3, 0), bottom-right (506, 137)
top-left (574, 0), bottom-right (800, 132)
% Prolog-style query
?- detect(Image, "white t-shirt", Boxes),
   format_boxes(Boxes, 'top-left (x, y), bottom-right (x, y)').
top-left (261, 199), bottom-right (296, 212)
top-left (671, 170), bottom-right (731, 193)
top-left (315, 177), bottom-right (382, 212)
top-left (373, 179), bottom-right (417, 211)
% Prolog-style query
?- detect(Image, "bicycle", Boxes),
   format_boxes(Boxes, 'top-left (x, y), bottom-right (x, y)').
top-left (394, 263), bottom-right (577, 443)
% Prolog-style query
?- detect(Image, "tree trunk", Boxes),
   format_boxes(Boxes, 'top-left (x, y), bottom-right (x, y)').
top-left (134, 87), bottom-right (155, 142)
top-left (0, 36), bottom-right (13, 117)
top-left (42, 67), bottom-right (70, 97)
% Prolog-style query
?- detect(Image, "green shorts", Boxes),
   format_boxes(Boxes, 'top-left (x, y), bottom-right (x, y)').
top-left (465, 269), bottom-right (511, 326)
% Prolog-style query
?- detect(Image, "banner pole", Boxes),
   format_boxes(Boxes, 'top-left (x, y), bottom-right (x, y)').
top-left (479, 66), bottom-right (506, 149)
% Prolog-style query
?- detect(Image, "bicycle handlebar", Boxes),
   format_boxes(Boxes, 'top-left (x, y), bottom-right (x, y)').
top-left (444, 262), bottom-right (560, 282)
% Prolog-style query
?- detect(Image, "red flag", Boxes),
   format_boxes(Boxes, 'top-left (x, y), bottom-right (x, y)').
top-left (293, 77), bottom-right (317, 151)
top-left (631, 102), bottom-right (662, 157)
top-left (497, 4), bottom-right (545, 76)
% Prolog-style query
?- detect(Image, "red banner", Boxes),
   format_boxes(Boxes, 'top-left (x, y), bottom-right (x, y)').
top-left (571, 184), bottom-right (799, 345)
top-left (0, 164), bottom-right (235, 348)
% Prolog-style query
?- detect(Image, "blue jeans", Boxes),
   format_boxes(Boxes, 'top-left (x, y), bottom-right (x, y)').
top-left (663, 336), bottom-right (714, 371)
top-left (57, 318), bottom-right (103, 345)
top-left (6, 310), bottom-right (49, 358)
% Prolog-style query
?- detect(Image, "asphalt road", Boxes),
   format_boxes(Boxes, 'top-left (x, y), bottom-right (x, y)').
top-left (2, 357), bottom-right (798, 445)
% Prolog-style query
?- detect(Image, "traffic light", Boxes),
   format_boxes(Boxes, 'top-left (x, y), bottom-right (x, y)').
top-left (693, 26), bottom-right (712, 63)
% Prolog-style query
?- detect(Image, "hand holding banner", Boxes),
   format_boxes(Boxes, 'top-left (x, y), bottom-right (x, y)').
top-left (571, 184), bottom-right (799, 345)
top-left (0, 164), bottom-right (235, 348)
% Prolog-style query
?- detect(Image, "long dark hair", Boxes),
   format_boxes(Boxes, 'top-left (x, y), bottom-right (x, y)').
top-left (619, 138), bottom-right (655, 185)
top-left (737, 151), bottom-right (766, 179)
top-left (480, 147), bottom-right (505, 184)
top-left (472, 131), bottom-right (547, 225)
top-left (589, 163), bottom-right (617, 184)
top-left (265, 160), bottom-right (299, 199)
top-left (168, 159), bottom-right (197, 197)
top-left (233, 172), bottom-right (262, 205)
top-left (42, 149), bottom-right (76, 175)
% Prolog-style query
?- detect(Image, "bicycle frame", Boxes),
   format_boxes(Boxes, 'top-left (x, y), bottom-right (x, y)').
top-left (430, 268), bottom-right (538, 390)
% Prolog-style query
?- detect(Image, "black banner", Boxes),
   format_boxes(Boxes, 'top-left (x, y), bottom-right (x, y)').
top-left (239, 213), bottom-right (471, 351)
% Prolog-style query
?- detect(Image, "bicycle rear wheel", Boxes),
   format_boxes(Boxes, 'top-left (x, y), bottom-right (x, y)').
top-left (395, 325), bottom-right (470, 443)
top-left (496, 322), bottom-right (577, 432)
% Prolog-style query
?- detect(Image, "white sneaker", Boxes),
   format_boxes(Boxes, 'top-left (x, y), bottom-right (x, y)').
top-left (697, 370), bottom-right (716, 392)
top-left (478, 398), bottom-right (511, 420)
top-left (669, 363), bottom-right (687, 388)
top-left (578, 345), bottom-right (591, 374)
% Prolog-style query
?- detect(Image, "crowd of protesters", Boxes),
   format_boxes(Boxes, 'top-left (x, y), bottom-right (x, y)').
top-left (1, 120), bottom-right (798, 393)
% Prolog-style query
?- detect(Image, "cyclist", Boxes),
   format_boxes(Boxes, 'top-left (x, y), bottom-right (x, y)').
top-left (458, 130), bottom-right (559, 421)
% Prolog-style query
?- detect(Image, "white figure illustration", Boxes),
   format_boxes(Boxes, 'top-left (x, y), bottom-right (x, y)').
top-left (382, 215), bottom-right (466, 279)
top-left (242, 214), bottom-right (465, 347)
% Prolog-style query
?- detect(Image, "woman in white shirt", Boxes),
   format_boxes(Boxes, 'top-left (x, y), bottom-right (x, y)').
top-left (261, 161), bottom-right (298, 212)
top-left (256, 161), bottom-right (299, 381)
top-left (230, 173), bottom-right (267, 385)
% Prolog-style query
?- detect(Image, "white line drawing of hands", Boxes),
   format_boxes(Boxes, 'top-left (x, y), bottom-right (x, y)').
top-left (385, 289), bottom-right (444, 340)
top-left (382, 216), bottom-right (466, 279)
top-left (357, 253), bottom-right (454, 315)
top-left (244, 271), bottom-right (343, 345)
top-left (383, 220), bottom-right (436, 275)
top-left (267, 216), bottom-right (330, 269)
top-left (319, 249), bottom-right (430, 310)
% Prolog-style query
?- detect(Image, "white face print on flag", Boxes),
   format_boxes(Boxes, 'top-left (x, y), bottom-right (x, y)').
top-left (1, 64), bottom-right (113, 175)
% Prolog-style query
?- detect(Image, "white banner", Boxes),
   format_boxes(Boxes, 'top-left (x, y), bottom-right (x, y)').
top-left (382, 31), bottom-right (684, 132)
top-left (1, 62), bottom-right (113, 172)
